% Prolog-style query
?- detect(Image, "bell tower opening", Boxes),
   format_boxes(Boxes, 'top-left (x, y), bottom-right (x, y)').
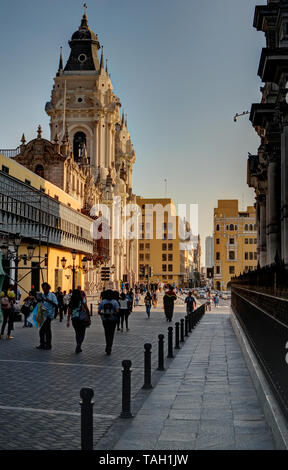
top-left (73, 132), bottom-right (87, 162)
top-left (35, 164), bottom-right (45, 178)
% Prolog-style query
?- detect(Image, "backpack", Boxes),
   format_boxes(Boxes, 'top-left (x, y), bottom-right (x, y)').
top-left (1, 297), bottom-right (11, 310)
top-left (102, 302), bottom-right (115, 321)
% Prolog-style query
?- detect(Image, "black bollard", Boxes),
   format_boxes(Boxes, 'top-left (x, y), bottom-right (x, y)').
top-left (157, 334), bottom-right (165, 371)
top-left (80, 387), bottom-right (94, 451)
top-left (180, 319), bottom-right (185, 343)
top-left (185, 315), bottom-right (189, 337)
top-left (120, 360), bottom-right (133, 418)
top-left (142, 343), bottom-right (153, 389)
top-left (189, 312), bottom-right (193, 332)
top-left (175, 322), bottom-right (180, 349)
top-left (90, 304), bottom-right (93, 317)
top-left (167, 326), bottom-right (174, 358)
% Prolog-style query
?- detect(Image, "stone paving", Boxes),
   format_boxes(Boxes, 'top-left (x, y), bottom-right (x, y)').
top-left (0, 295), bottom-right (190, 450)
top-left (113, 307), bottom-right (276, 450)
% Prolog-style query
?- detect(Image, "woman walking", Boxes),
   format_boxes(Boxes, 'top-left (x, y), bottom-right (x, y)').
top-left (0, 291), bottom-right (14, 339)
top-left (144, 292), bottom-right (152, 319)
top-left (67, 289), bottom-right (90, 353)
top-left (119, 292), bottom-right (130, 332)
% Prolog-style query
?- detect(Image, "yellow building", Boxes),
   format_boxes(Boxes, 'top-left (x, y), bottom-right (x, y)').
top-left (136, 197), bottom-right (191, 287)
top-left (213, 200), bottom-right (257, 291)
top-left (0, 152), bottom-right (94, 295)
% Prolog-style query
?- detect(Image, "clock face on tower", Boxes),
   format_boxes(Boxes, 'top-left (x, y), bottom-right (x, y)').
top-left (78, 53), bottom-right (87, 63)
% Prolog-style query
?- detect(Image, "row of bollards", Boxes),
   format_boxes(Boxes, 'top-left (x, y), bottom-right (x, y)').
top-left (79, 303), bottom-right (207, 449)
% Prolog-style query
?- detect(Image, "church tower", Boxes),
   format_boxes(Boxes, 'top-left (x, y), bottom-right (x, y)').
top-left (45, 9), bottom-right (136, 191)
top-left (45, 8), bottom-right (138, 287)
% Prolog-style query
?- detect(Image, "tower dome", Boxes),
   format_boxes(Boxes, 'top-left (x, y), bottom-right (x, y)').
top-left (64, 13), bottom-right (101, 73)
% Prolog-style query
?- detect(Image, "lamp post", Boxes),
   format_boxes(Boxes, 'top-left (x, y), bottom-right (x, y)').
top-left (72, 249), bottom-right (77, 290)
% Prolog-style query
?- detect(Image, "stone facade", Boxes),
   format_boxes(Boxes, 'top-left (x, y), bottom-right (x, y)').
top-left (248, 0), bottom-right (288, 267)
top-left (12, 11), bottom-right (139, 289)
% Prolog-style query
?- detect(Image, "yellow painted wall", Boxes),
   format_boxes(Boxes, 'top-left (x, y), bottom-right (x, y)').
top-left (213, 200), bottom-right (257, 290)
top-left (137, 197), bottom-right (185, 287)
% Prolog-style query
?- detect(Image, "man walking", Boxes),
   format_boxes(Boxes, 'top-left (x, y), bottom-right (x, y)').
top-left (98, 290), bottom-right (119, 355)
top-left (185, 291), bottom-right (196, 314)
top-left (55, 287), bottom-right (64, 322)
top-left (163, 285), bottom-right (177, 322)
top-left (37, 283), bottom-right (58, 350)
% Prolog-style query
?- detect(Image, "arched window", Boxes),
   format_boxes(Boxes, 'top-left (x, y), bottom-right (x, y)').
top-left (245, 224), bottom-right (248, 231)
top-left (216, 224), bottom-right (220, 231)
top-left (73, 132), bottom-right (87, 162)
top-left (35, 164), bottom-right (44, 178)
top-left (230, 224), bottom-right (234, 231)
top-left (249, 224), bottom-right (253, 231)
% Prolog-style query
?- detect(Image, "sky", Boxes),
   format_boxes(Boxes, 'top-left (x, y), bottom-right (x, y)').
top-left (0, 0), bottom-right (265, 263)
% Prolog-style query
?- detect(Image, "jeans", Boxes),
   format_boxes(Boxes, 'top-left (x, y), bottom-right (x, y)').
top-left (119, 309), bottom-right (129, 329)
top-left (1, 309), bottom-right (14, 336)
top-left (72, 317), bottom-right (86, 348)
top-left (146, 305), bottom-right (151, 318)
top-left (39, 317), bottom-right (52, 347)
top-left (102, 320), bottom-right (117, 353)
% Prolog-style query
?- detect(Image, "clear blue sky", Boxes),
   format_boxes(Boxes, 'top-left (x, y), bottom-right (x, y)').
top-left (0, 0), bottom-right (265, 262)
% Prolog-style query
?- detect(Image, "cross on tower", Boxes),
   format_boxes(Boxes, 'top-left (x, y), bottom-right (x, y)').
top-left (84, 3), bottom-right (87, 15)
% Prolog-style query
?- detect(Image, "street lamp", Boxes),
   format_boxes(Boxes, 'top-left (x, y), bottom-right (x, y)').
top-left (61, 257), bottom-right (67, 269)
top-left (27, 245), bottom-right (35, 260)
top-left (82, 257), bottom-right (87, 270)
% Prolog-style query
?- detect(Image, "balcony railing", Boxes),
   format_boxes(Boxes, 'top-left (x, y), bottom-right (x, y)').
top-left (0, 147), bottom-right (21, 158)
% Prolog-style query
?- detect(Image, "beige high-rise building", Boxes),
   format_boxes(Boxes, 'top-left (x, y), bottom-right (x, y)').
top-left (213, 200), bottom-right (257, 291)
top-left (136, 197), bottom-right (193, 287)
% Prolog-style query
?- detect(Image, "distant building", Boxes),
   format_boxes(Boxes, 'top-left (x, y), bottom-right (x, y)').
top-left (205, 236), bottom-right (214, 268)
top-left (136, 197), bottom-right (193, 287)
top-left (213, 200), bottom-right (257, 290)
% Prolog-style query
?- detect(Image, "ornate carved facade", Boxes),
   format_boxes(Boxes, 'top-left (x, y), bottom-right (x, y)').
top-left (248, 0), bottom-right (288, 267)
top-left (12, 10), bottom-right (139, 288)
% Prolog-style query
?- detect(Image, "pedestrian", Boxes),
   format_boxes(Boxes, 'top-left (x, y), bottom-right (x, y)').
top-left (21, 291), bottom-right (37, 327)
top-left (66, 289), bottom-right (90, 353)
top-left (98, 290), bottom-right (120, 355)
top-left (113, 291), bottom-right (121, 331)
top-left (127, 289), bottom-right (134, 313)
top-left (185, 291), bottom-right (196, 314)
top-left (152, 291), bottom-right (158, 308)
top-left (163, 285), bottom-right (177, 322)
top-left (215, 294), bottom-right (219, 308)
top-left (118, 292), bottom-right (130, 332)
top-left (144, 292), bottom-right (152, 318)
top-left (36, 283), bottom-right (58, 350)
top-left (0, 291), bottom-right (14, 339)
top-left (55, 287), bottom-right (64, 322)
top-left (135, 291), bottom-right (140, 307)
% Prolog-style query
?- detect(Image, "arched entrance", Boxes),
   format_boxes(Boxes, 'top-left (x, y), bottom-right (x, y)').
top-left (73, 132), bottom-right (87, 162)
top-left (216, 281), bottom-right (221, 291)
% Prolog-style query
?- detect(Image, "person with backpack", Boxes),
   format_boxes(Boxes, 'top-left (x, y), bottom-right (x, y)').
top-left (185, 291), bottom-right (196, 314)
top-left (36, 283), bottom-right (58, 350)
top-left (163, 286), bottom-right (177, 322)
top-left (0, 291), bottom-right (14, 339)
top-left (144, 292), bottom-right (152, 319)
top-left (66, 289), bottom-right (90, 353)
top-left (98, 290), bottom-right (120, 355)
top-left (118, 292), bottom-right (130, 332)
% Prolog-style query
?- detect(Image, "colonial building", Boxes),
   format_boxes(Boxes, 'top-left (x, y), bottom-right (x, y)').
top-left (213, 200), bottom-right (257, 290)
top-left (0, 151), bottom-right (95, 294)
top-left (5, 9), bottom-right (139, 289)
top-left (248, 0), bottom-right (288, 267)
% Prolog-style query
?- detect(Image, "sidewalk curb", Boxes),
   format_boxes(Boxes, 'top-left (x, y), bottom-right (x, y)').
top-left (230, 309), bottom-right (288, 450)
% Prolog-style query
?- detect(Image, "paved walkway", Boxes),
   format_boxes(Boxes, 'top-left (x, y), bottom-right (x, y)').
top-left (0, 295), bottom-right (191, 450)
top-left (113, 307), bottom-right (275, 450)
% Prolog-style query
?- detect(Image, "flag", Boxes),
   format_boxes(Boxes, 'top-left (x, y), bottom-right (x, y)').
top-left (27, 302), bottom-right (46, 328)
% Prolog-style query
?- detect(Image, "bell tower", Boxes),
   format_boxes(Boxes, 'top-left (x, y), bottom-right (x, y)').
top-left (45, 9), bottom-right (128, 184)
